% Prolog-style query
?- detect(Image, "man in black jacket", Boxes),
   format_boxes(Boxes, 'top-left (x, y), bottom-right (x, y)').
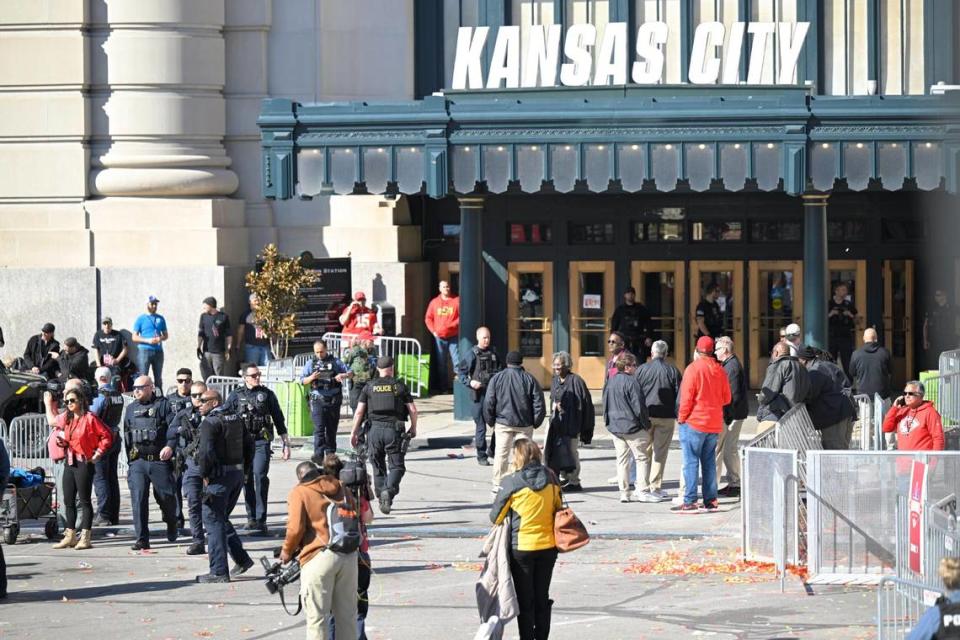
top-left (799, 347), bottom-right (856, 449)
top-left (483, 351), bottom-right (545, 491)
top-left (611, 287), bottom-right (653, 362)
top-left (24, 322), bottom-right (60, 378)
top-left (715, 336), bottom-right (748, 498)
top-left (633, 340), bottom-right (681, 502)
top-left (848, 328), bottom-right (892, 400)
top-left (54, 337), bottom-right (92, 382)
top-left (548, 351), bottom-right (594, 491)
top-left (602, 352), bottom-right (650, 503)
top-left (756, 341), bottom-right (811, 432)
top-left (458, 326), bottom-right (502, 466)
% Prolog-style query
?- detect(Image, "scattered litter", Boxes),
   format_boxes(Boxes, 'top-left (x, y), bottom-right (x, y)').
top-left (78, 561), bottom-right (92, 569)
top-left (587, 520), bottom-right (598, 526)
top-left (447, 453), bottom-right (464, 459)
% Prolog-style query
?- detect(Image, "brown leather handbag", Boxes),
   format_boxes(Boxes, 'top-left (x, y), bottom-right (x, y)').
top-left (553, 486), bottom-right (590, 553)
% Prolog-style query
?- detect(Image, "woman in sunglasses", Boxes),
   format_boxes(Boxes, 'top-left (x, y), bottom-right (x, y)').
top-left (51, 387), bottom-right (114, 550)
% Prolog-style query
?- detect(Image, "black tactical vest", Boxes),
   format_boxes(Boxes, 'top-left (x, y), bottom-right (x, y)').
top-left (127, 398), bottom-right (167, 452)
top-left (366, 376), bottom-right (402, 422)
top-left (219, 413), bottom-right (246, 466)
top-left (473, 348), bottom-right (499, 387)
top-left (179, 410), bottom-right (202, 460)
top-left (311, 356), bottom-right (339, 391)
top-left (234, 387), bottom-right (272, 439)
top-left (98, 387), bottom-right (125, 430)
top-left (937, 597), bottom-right (960, 638)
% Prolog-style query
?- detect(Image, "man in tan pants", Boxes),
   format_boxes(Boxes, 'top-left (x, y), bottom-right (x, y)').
top-left (483, 351), bottom-right (546, 491)
top-left (633, 340), bottom-right (682, 502)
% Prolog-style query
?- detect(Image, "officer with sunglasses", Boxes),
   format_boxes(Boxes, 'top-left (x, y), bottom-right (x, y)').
top-left (167, 368), bottom-right (194, 532)
top-left (222, 363), bottom-right (289, 535)
top-left (174, 380), bottom-right (209, 555)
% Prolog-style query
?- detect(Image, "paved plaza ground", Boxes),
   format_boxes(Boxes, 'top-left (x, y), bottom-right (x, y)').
top-left (1, 395), bottom-right (879, 639)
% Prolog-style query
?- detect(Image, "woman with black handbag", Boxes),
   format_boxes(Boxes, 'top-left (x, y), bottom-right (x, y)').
top-left (490, 439), bottom-right (562, 640)
top-left (546, 351), bottom-right (594, 491)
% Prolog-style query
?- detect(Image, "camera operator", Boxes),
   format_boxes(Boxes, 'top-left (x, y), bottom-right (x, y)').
top-left (281, 460), bottom-right (359, 640)
top-left (320, 453), bottom-right (374, 640)
top-left (299, 340), bottom-right (351, 458)
top-left (349, 356), bottom-right (417, 515)
top-left (90, 367), bottom-right (124, 526)
top-left (177, 380), bottom-right (208, 555)
top-left (196, 389), bottom-right (255, 583)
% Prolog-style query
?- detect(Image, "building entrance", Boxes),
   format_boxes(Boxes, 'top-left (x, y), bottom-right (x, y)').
top-left (507, 262), bottom-right (553, 386)
top-left (689, 260), bottom-right (744, 362)
top-left (748, 261), bottom-right (803, 388)
top-left (631, 261), bottom-right (686, 368)
top-left (884, 259), bottom-right (915, 391)
top-left (569, 261), bottom-right (615, 388)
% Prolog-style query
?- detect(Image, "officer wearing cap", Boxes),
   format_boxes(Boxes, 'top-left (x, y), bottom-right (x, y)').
top-left (223, 362), bottom-right (290, 535)
top-left (300, 339), bottom-right (351, 457)
top-left (350, 355), bottom-right (417, 514)
top-left (195, 389), bottom-right (254, 583)
top-left (167, 368), bottom-right (195, 532)
top-left (122, 375), bottom-right (179, 550)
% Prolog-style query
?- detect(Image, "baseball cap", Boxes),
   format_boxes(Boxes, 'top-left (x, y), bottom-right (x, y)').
top-left (41, 322), bottom-right (55, 333)
top-left (101, 317), bottom-right (113, 325)
top-left (353, 291), bottom-right (367, 301)
top-left (506, 351), bottom-right (523, 366)
top-left (377, 355), bottom-right (394, 369)
top-left (696, 336), bottom-right (715, 354)
top-left (785, 323), bottom-right (801, 337)
top-left (202, 296), bottom-right (217, 308)
top-left (799, 346), bottom-right (818, 360)
top-left (147, 295), bottom-right (160, 304)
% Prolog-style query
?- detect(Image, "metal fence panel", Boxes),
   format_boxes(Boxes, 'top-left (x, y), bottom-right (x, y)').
top-left (205, 376), bottom-right (244, 399)
top-left (877, 576), bottom-right (943, 640)
top-left (874, 393), bottom-right (894, 450)
top-left (321, 332), bottom-right (424, 397)
top-left (807, 451), bottom-right (960, 581)
top-left (1, 414), bottom-right (53, 476)
top-left (775, 403), bottom-right (823, 454)
top-left (742, 448), bottom-right (799, 564)
top-left (853, 394), bottom-right (872, 450)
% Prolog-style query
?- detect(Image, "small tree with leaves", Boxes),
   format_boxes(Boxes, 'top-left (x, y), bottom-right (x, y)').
top-left (245, 244), bottom-right (318, 359)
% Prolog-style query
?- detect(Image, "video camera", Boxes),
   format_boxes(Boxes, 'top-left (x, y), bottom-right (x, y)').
top-left (260, 554), bottom-right (302, 616)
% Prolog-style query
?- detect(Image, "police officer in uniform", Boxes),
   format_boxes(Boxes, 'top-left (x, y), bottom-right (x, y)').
top-left (223, 363), bottom-right (290, 535)
top-left (122, 375), bottom-right (179, 550)
top-left (90, 366), bottom-right (125, 526)
top-left (195, 389), bottom-right (255, 583)
top-left (299, 340), bottom-right (351, 457)
top-left (457, 326), bottom-right (502, 466)
top-left (167, 368), bottom-right (194, 530)
top-left (350, 356), bottom-right (417, 514)
top-left (176, 381), bottom-right (208, 555)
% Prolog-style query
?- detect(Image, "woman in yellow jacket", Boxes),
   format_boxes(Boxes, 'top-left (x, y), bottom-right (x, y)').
top-left (490, 438), bottom-right (562, 640)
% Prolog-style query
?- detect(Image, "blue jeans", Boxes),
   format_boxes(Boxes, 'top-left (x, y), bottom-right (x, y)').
top-left (679, 424), bottom-right (718, 505)
top-left (137, 349), bottom-right (165, 390)
top-left (433, 336), bottom-right (459, 391)
top-left (244, 344), bottom-right (271, 367)
top-left (202, 468), bottom-right (250, 576)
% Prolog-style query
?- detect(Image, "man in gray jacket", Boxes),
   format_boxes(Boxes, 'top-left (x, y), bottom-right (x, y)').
top-left (799, 347), bottom-right (856, 449)
top-left (602, 352), bottom-right (650, 503)
top-left (633, 340), bottom-right (681, 502)
top-left (756, 341), bottom-right (811, 433)
top-left (483, 351), bottom-right (546, 490)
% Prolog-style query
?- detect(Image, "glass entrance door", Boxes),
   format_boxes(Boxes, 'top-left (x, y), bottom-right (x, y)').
top-left (748, 261), bottom-right (803, 388)
top-left (689, 261), bottom-right (744, 368)
top-left (438, 262), bottom-right (460, 295)
top-left (883, 259), bottom-right (914, 391)
top-left (508, 262), bottom-right (554, 386)
top-left (631, 261), bottom-right (686, 367)
top-left (570, 261), bottom-right (615, 388)
top-left (828, 260), bottom-right (867, 371)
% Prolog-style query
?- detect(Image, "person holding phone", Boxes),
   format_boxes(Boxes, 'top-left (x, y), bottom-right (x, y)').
top-left (882, 380), bottom-right (945, 451)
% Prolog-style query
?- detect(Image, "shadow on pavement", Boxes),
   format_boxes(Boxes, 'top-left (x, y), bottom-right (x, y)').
top-left (6, 578), bottom-right (195, 603)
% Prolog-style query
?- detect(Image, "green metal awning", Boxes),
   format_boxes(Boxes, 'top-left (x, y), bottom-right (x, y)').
top-left (258, 85), bottom-right (960, 199)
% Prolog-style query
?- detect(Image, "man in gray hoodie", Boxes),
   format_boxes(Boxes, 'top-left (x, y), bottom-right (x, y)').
top-left (602, 352), bottom-right (650, 503)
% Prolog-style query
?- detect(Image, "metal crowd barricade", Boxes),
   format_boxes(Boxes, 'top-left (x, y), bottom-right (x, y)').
top-left (321, 332), bottom-right (424, 398)
top-left (205, 376), bottom-right (244, 400)
top-left (896, 492), bottom-right (958, 589)
top-left (853, 394), bottom-right (872, 450)
top-left (877, 576), bottom-right (942, 640)
top-left (1, 414), bottom-right (53, 476)
top-left (875, 393), bottom-right (893, 450)
top-left (264, 357), bottom-right (297, 381)
top-left (742, 448), bottom-right (799, 565)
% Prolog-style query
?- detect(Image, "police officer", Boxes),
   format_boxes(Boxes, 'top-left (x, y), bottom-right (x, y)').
top-left (167, 368), bottom-right (194, 530)
top-left (90, 366), bottom-right (125, 526)
top-left (457, 326), bottom-right (502, 466)
top-left (176, 381), bottom-right (208, 555)
top-left (223, 363), bottom-right (290, 535)
top-left (122, 375), bottom-right (179, 550)
top-left (299, 340), bottom-right (351, 457)
top-left (350, 356), bottom-right (417, 514)
top-left (195, 389), bottom-right (255, 583)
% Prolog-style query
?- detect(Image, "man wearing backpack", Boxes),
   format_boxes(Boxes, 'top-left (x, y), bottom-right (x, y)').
top-left (281, 461), bottom-right (360, 640)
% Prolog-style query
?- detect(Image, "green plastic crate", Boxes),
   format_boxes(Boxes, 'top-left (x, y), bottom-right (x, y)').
top-left (919, 370), bottom-right (939, 407)
top-left (396, 353), bottom-right (430, 396)
top-left (274, 380), bottom-right (313, 437)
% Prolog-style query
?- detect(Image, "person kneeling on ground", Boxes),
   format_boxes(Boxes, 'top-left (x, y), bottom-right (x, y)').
top-left (281, 460), bottom-right (360, 640)
top-left (490, 439), bottom-right (562, 640)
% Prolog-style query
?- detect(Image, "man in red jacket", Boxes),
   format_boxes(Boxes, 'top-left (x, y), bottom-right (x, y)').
top-left (882, 380), bottom-right (945, 451)
top-left (339, 291), bottom-right (380, 341)
top-left (672, 336), bottom-right (731, 514)
top-left (424, 280), bottom-right (460, 393)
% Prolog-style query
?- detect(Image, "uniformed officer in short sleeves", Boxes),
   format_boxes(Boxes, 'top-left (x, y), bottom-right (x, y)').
top-left (122, 375), bottom-right (180, 550)
top-left (195, 389), bottom-right (254, 583)
top-left (350, 356), bottom-right (417, 515)
top-left (299, 340), bottom-right (351, 457)
top-left (223, 363), bottom-right (290, 535)
top-left (166, 368), bottom-right (194, 531)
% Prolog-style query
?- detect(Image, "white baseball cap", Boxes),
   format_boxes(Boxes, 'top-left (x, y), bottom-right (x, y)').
top-left (785, 323), bottom-right (801, 337)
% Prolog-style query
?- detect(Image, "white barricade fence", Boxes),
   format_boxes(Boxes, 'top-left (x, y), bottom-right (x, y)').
top-left (1, 414), bottom-right (53, 477)
top-left (264, 357), bottom-right (297, 381)
top-left (806, 450), bottom-right (960, 584)
top-left (205, 376), bottom-right (245, 400)
top-left (742, 448), bottom-right (800, 565)
top-left (874, 393), bottom-right (893, 450)
top-left (896, 492), bottom-right (958, 590)
top-left (877, 576), bottom-right (943, 640)
top-left (322, 332), bottom-right (424, 398)
top-left (853, 394), bottom-right (872, 450)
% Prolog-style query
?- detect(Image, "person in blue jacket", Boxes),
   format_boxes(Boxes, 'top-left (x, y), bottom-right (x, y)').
top-left (909, 557), bottom-right (960, 639)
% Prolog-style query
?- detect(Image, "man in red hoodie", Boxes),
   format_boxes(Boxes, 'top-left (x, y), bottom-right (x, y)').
top-left (882, 380), bottom-right (945, 451)
top-left (672, 336), bottom-right (731, 514)
top-left (424, 280), bottom-right (460, 393)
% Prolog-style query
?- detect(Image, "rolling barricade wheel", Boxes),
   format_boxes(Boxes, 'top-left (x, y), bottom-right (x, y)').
top-left (3, 523), bottom-right (19, 545)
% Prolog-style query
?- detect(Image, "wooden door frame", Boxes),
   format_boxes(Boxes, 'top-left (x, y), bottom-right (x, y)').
top-left (438, 261), bottom-right (460, 285)
top-left (689, 261), bottom-right (745, 369)
top-left (507, 261), bottom-right (554, 386)
top-left (748, 260), bottom-right (803, 388)
top-left (630, 260), bottom-right (687, 367)
top-left (828, 259), bottom-right (868, 348)
top-left (883, 259), bottom-right (915, 384)
top-left (569, 260), bottom-right (616, 389)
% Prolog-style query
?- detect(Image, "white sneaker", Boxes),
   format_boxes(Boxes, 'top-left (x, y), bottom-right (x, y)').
top-left (619, 491), bottom-right (631, 503)
top-left (607, 475), bottom-right (619, 485)
top-left (635, 490), bottom-right (662, 503)
top-left (671, 496), bottom-right (685, 506)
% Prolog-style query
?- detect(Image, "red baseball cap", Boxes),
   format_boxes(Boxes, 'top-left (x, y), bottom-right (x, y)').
top-left (353, 291), bottom-right (367, 301)
top-left (696, 336), bottom-right (715, 354)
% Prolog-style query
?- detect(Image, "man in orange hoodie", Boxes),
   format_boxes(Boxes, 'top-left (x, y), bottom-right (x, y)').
top-left (424, 280), bottom-right (460, 393)
top-left (882, 380), bottom-right (945, 451)
top-left (281, 462), bottom-right (359, 640)
top-left (672, 336), bottom-right (732, 514)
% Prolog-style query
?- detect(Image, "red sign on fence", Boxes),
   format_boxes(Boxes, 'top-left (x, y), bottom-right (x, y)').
top-left (908, 460), bottom-right (928, 574)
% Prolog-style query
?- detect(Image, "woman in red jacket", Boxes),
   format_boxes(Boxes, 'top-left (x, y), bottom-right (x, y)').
top-left (51, 386), bottom-right (113, 550)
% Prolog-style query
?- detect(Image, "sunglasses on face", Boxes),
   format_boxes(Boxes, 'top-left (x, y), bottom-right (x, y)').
top-left (904, 391), bottom-right (923, 397)
top-left (245, 372), bottom-right (261, 379)
top-left (65, 398), bottom-right (80, 405)
top-left (200, 396), bottom-right (217, 403)
top-left (133, 385), bottom-right (149, 391)
top-left (190, 393), bottom-right (204, 399)
top-left (177, 378), bottom-right (191, 384)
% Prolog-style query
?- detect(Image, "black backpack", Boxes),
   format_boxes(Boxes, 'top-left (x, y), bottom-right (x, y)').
top-left (325, 493), bottom-right (361, 554)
